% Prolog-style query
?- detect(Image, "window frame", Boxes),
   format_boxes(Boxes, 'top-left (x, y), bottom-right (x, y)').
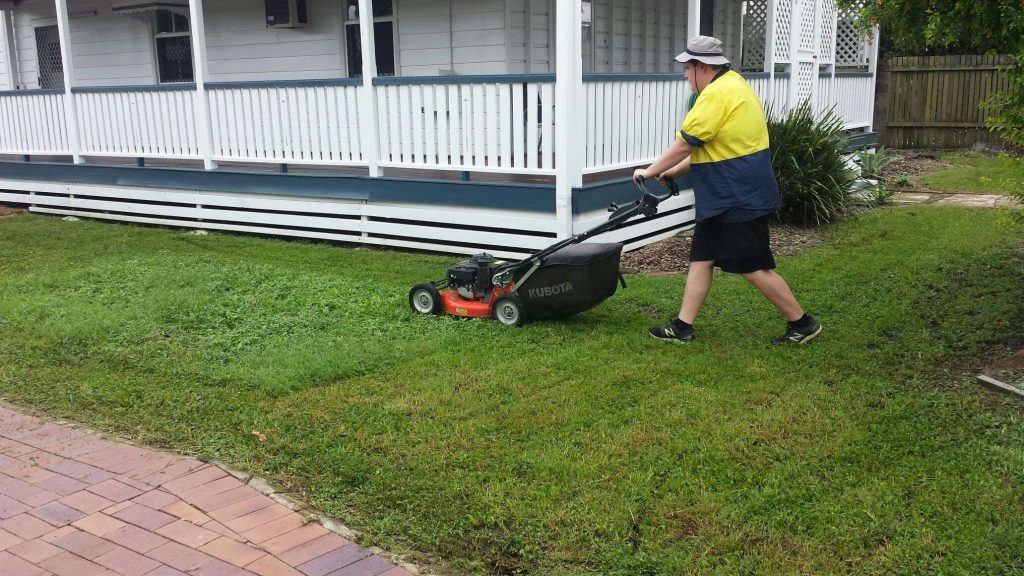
top-left (342, 0), bottom-right (399, 78)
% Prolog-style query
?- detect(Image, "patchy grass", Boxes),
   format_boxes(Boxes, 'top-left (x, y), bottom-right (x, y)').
top-left (0, 208), bottom-right (1023, 576)
top-left (918, 152), bottom-right (1024, 194)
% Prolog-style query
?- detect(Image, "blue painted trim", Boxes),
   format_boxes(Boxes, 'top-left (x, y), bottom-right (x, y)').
top-left (742, 72), bottom-right (772, 79)
top-left (573, 175), bottom-right (693, 215)
top-left (774, 72), bottom-right (791, 79)
top-left (206, 78), bottom-right (363, 90)
top-left (112, 2), bottom-right (188, 12)
top-left (374, 74), bottom-right (555, 86)
top-left (0, 161), bottom-right (557, 213)
top-left (835, 72), bottom-right (874, 78)
top-left (0, 89), bottom-right (64, 97)
top-left (844, 131), bottom-right (877, 151)
top-left (583, 73), bottom-right (680, 82)
top-left (72, 84), bottom-right (196, 94)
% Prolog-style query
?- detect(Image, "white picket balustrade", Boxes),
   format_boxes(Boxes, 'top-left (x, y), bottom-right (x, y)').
top-left (746, 75), bottom-right (772, 106)
top-left (207, 82), bottom-right (364, 166)
top-left (830, 73), bottom-right (873, 129)
top-left (76, 88), bottom-right (199, 158)
top-left (0, 91), bottom-right (69, 155)
top-left (374, 78), bottom-right (554, 174)
top-left (583, 76), bottom-right (689, 174)
top-left (0, 73), bottom-right (875, 173)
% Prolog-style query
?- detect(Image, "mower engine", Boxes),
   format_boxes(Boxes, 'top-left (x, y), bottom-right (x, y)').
top-left (447, 253), bottom-right (502, 299)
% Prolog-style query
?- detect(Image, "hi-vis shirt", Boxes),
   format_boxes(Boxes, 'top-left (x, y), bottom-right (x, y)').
top-left (676, 70), bottom-right (780, 222)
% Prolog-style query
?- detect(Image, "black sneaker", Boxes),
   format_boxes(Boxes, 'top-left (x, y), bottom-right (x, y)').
top-left (773, 316), bottom-right (822, 345)
top-left (649, 320), bottom-right (694, 343)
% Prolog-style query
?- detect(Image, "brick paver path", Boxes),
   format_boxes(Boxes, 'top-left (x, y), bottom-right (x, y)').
top-left (0, 406), bottom-right (411, 576)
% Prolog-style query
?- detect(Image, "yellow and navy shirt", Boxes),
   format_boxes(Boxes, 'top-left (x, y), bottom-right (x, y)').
top-left (677, 70), bottom-right (780, 222)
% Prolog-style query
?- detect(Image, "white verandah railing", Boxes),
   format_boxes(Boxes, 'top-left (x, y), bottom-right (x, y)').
top-left (0, 72), bottom-right (873, 173)
top-left (75, 85), bottom-right (199, 159)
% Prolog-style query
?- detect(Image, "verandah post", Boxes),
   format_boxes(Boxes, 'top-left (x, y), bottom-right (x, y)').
top-left (1, 11), bottom-right (19, 90)
top-left (53, 0), bottom-right (82, 164)
top-left (787, 0), bottom-right (802, 109)
top-left (554, 0), bottom-right (583, 239)
top-left (188, 0), bottom-right (218, 170)
top-left (764, 0), bottom-right (778, 110)
top-left (357, 0), bottom-right (382, 177)
top-left (867, 24), bottom-right (880, 132)
top-left (686, 0), bottom-right (701, 41)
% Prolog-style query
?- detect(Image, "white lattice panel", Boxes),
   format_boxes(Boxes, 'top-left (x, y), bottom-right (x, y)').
top-left (836, 0), bottom-right (868, 66)
top-left (799, 0), bottom-right (816, 52)
top-left (818, 0), bottom-right (837, 63)
top-left (797, 61), bottom-right (815, 102)
top-left (773, 0), bottom-right (792, 63)
top-left (742, 0), bottom-right (767, 70)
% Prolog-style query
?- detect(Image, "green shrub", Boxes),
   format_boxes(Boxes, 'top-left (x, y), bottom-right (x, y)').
top-left (982, 52), bottom-right (1024, 150)
top-left (855, 146), bottom-right (899, 178)
top-left (767, 102), bottom-right (858, 226)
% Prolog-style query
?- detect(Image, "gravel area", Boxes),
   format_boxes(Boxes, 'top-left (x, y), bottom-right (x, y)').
top-left (620, 223), bottom-right (824, 275)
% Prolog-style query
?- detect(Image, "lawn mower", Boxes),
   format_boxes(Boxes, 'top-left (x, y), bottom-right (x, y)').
top-left (408, 176), bottom-right (680, 326)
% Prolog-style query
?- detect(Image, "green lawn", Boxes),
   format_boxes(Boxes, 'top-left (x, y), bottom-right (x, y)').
top-left (1, 208), bottom-right (1023, 575)
top-left (918, 153), bottom-right (1024, 194)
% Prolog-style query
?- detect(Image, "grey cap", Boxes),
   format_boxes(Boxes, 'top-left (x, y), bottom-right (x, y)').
top-left (674, 36), bottom-right (730, 66)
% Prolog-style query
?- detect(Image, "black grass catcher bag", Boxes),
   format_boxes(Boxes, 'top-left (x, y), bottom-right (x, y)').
top-left (515, 242), bottom-right (624, 320)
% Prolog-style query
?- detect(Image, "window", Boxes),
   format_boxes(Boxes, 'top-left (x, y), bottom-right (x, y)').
top-left (154, 9), bottom-right (193, 83)
top-left (35, 25), bottom-right (64, 89)
top-left (344, 0), bottom-right (396, 77)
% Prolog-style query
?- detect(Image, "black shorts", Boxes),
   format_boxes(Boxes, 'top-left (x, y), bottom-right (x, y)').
top-left (689, 214), bottom-right (776, 274)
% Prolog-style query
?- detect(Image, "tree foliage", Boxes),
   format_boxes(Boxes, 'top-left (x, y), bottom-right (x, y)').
top-left (842, 0), bottom-right (1024, 57)
top-left (982, 54), bottom-right (1024, 150)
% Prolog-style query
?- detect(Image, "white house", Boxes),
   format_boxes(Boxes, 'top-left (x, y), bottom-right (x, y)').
top-left (0, 0), bottom-right (877, 258)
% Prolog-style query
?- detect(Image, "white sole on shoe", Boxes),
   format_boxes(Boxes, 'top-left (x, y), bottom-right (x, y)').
top-left (798, 324), bottom-right (823, 343)
top-left (649, 332), bottom-right (692, 344)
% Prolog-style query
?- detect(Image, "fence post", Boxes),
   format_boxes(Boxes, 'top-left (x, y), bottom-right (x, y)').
top-left (53, 0), bottom-right (82, 164)
top-left (357, 0), bottom-right (382, 177)
top-left (188, 0), bottom-right (217, 170)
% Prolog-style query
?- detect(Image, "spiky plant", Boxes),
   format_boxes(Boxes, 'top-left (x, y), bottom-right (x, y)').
top-left (767, 102), bottom-right (858, 226)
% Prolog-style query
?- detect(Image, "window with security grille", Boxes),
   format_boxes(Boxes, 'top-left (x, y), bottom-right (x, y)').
top-left (154, 9), bottom-right (193, 83)
top-left (35, 25), bottom-right (64, 89)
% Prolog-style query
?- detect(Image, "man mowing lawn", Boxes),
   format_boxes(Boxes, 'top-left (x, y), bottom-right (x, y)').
top-left (633, 36), bottom-right (821, 345)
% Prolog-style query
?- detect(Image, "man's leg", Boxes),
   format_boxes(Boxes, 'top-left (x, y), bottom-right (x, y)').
top-left (740, 269), bottom-right (803, 320)
top-left (649, 260), bottom-right (713, 342)
top-left (679, 260), bottom-right (714, 323)
top-left (742, 269), bottom-right (822, 344)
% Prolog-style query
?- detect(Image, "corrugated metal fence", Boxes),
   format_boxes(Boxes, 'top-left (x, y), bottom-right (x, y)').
top-left (884, 55), bottom-right (1013, 149)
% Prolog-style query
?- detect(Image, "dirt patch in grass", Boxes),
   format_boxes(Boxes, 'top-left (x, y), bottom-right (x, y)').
top-left (985, 349), bottom-right (1024, 389)
top-left (880, 150), bottom-right (955, 180)
top-left (620, 224), bottom-right (824, 275)
top-left (0, 206), bottom-right (25, 217)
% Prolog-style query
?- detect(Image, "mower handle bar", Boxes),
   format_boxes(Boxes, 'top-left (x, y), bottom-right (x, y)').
top-left (496, 176), bottom-right (679, 279)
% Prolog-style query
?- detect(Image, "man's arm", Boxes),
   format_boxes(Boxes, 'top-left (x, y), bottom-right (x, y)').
top-left (633, 139), bottom-right (694, 182)
top-left (658, 157), bottom-right (691, 182)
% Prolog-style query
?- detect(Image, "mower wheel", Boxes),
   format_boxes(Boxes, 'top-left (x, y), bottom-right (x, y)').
top-left (409, 283), bottom-right (442, 315)
top-left (492, 294), bottom-right (525, 327)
